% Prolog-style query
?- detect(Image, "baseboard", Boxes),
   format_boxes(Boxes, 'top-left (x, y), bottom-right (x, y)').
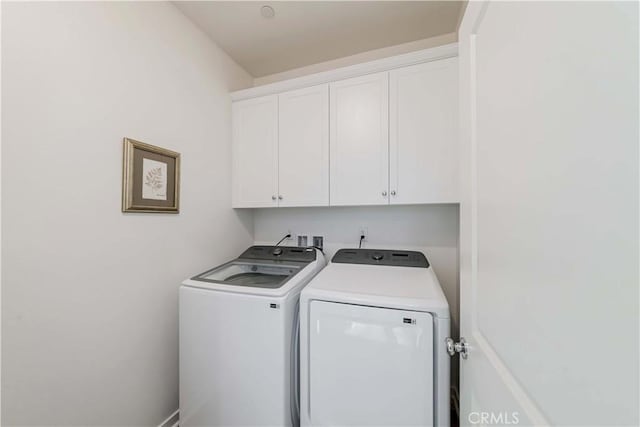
top-left (158, 409), bottom-right (179, 427)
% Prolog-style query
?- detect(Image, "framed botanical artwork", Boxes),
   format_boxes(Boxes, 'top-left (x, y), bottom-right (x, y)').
top-left (122, 138), bottom-right (180, 213)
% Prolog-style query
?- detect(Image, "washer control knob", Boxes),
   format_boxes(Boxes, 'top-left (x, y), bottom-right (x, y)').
top-left (372, 253), bottom-right (384, 261)
top-left (272, 248), bottom-right (283, 256)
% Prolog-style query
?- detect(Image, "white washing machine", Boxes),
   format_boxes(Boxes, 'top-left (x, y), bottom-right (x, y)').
top-left (180, 245), bottom-right (326, 427)
top-left (300, 248), bottom-right (450, 427)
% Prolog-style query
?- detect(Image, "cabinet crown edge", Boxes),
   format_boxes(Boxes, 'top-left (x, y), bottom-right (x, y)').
top-left (231, 42), bottom-right (458, 102)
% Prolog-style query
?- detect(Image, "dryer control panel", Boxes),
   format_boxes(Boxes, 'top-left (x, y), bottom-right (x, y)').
top-left (331, 249), bottom-right (429, 268)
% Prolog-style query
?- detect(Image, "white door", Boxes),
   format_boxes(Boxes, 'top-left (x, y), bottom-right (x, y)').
top-left (390, 58), bottom-right (458, 205)
top-left (308, 301), bottom-right (433, 426)
top-left (330, 72), bottom-right (389, 206)
top-left (278, 84), bottom-right (329, 207)
top-left (459, 2), bottom-right (638, 426)
top-left (232, 95), bottom-right (278, 207)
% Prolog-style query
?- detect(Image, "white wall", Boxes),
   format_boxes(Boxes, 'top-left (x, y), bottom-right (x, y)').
top-left (1, 2), bottom-right (253, 425)
top-left (253, 205), bottom-right (460, 329)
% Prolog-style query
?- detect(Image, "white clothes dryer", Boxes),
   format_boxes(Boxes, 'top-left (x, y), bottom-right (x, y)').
top-left (299, 248), bottom-right (450, 426)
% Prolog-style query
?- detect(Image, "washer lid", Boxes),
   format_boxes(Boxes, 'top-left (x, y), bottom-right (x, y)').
top-left (182, 246), bottom-right (326, 297)
top-left (191, 260), bottom-right (302, 289)
top-left (301, 261), bottom-right (449, 318)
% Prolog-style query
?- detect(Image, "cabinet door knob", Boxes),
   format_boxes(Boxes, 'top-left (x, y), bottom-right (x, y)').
top-left (272, 195), bottom-right (277, 201)
top-left (382, 191), bottom-right (387, 197)
top-left (390, 190), bottom-right (396, 196)
top-left (278, 195), bottom-right (283, 200)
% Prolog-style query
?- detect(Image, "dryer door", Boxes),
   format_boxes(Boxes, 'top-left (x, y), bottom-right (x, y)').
top-left (308, 301), bottom-right (434, 425)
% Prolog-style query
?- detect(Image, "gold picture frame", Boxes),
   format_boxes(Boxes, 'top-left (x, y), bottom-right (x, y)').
top-left (122, 138), bottom-right (180, 213)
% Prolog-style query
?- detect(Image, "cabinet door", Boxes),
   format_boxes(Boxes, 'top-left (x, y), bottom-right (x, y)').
top-left (232, 95), bottom-right (278, 208)
top-left (389, 58), bottom-right (459, 204)
top-left (330, 72), bottom-right (389, 206)
top-left (278, 84), bottom-right (329, 207)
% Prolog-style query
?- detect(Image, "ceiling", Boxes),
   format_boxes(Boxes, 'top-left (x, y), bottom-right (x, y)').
top-left (174, 1), bottom-right (464, 78)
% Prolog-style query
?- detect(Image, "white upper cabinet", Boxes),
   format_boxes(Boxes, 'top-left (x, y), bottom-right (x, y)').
top-left (330, 72), bottom-right (389, 206)
top-left (232, 95), bottom-right (278, 208)
top-left (231, 46), bottom-right (460, 208)
top-left (389, 57), bottom-right (459, 204)
top-left (278, 84), bottom-right (329, 207)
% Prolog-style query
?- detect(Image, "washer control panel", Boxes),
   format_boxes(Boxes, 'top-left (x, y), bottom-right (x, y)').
top-left (331, 249), bottom-right (429, 268)
top-left (238, 245), bottom-right (317, 263)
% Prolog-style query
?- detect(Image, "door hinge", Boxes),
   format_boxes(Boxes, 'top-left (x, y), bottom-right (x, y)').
top-left (446, 337), bottom-right (469, 359)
